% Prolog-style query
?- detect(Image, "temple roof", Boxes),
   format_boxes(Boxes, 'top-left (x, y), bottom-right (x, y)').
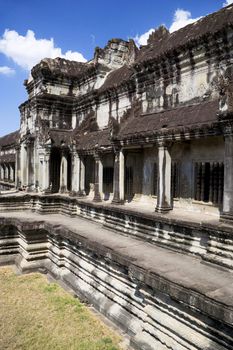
top-left (136, 4), bottom-right (233, 64)
top-left (49, 129), bottom-right (72, 147)
top-left (0, 130), bottom-right (19, 148)
top-left (99, 65), bottom-right (134, 92)
top-left (76, 128), bottom-right (111, 152)
top-left (0, 153), bottom-right (15, 163)
top-left (116, 100), bottom-right (219, 140)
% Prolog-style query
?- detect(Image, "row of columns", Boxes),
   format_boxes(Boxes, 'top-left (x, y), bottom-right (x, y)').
top-left (71, 144), bottom-right (172, 212)
top-left (0, 163), bottom-right (15, 183)
top-left (70, 152), bottom-right (85, 196)
top-left (82, 136), bottom-right (233, 218)
top-left (13, 133), bottom-right (233, 221)
top-left (110, 144), bottom-right (172, 212)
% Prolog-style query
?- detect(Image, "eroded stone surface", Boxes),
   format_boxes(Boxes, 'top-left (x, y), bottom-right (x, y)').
top-left (0, 209), bottom-right (233, 349)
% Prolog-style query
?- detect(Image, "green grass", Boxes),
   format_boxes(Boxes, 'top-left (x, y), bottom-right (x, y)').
top-left (0, 267), bottom-right (122, 350)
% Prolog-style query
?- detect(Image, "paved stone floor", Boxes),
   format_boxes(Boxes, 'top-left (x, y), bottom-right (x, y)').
top-left (1, 191), bottom-right (223, 226)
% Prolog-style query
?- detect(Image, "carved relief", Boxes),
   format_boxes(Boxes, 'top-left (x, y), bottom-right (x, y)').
top-left (145, 83), bottom-right (180, 112)
top-left (217, 71), bottom-right (233, 113)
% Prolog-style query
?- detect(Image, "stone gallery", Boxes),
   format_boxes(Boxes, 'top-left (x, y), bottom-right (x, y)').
top-left (1, 4), bottom-right (233, 350)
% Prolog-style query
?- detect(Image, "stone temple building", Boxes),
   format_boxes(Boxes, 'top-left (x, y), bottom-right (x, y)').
top-left (1, 4), bottom-right (233, 350)
top-left (1, 5), bottom-right (233, 220)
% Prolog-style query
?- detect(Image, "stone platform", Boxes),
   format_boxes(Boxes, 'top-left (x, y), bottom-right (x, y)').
top-left (0, 199), bottom-right (233, 349)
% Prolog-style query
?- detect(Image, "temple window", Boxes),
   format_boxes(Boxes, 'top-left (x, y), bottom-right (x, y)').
top-left (194, 162), bottom-right (224, 205)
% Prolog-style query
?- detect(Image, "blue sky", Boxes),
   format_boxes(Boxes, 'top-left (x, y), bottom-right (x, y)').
top-left (0, 0), bottom-right (230, 136)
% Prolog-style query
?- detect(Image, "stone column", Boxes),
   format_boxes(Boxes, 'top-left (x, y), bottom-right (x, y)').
top-left (60, 150), bottom-right (68, 193)
top-left (26, 140), bottom-right (35, 192)
top-left (5, 164), bottom-right (9, 182)
top-left (44, 151), bottom-right (51, 192)
top-left (155, 142), bottom-right (172, 213)
top-left (15, 146), bottom-right (21, 189)
top-left (78, 155), bottom-right (86, 196)
top-left (221, 133), bottom-right (233, 221)
top-left (112, 148), bottom-right (125, 204)
top-left (34, 143), bottom-right (40, 192)
top-left (20, 143), bottom-right (27, 187)
top-left (0, 164), bottom-right (3, 180)
top-left (119, 149), bottom-right (125, 202)
top-left (71, 151), bottom-right (80, 195)
top-left (93, 153), bottom-right (102, 202)
top-left (99, 158), bottom-right (103, 196)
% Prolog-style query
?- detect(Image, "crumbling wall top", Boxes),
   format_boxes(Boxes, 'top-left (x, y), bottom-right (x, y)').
top-left (136, 3), bottom-right (233, 64)
top-left (93, 38), bottom-right (138, 68)
top-left (31, 57), bottom-right (91, 80)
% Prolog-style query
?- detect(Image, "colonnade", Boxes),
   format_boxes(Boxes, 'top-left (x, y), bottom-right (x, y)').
top-left (0, 162), bottom-right (15, 183)
top-left (69, 144), bottom-right (173, 212)
top-left (6, 133), bottom-right (233, 222)
top-left (69, 136), bottom-right (233, 222)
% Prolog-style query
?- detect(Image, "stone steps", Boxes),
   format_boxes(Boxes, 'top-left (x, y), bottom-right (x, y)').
top-left (1, 194), bottom-right (233, 272)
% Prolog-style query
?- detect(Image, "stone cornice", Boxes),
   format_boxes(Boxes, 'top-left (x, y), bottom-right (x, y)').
top-left (112, 123), bottom-right (223, 148)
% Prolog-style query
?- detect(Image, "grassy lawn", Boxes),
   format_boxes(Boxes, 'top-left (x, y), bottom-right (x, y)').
top-left (0, 267), bottom-right (122, 350)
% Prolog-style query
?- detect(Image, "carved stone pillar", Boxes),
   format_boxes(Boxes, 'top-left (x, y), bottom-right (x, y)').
top-left (112, 148), bottom-right (125, 204)
top-left (20, 143), bottom-right (27, 187)
top-left (26, 140), bottom-right (35, 192)
top-left (70, 151), bottom-right (80, 195)
top-left (93, 153), bottom-right (102, 202)
top-left (0, 164), bottom-right (3, 180)
top-left (78, 155), bottom-right (86, 196)
top-left (43, 151), bottom-right (51, 192)
top-left (221, 132), bottom-right (233, 221)
top-left (2, 164), bottom-right (5, 181)
top-left (155, 142), bottom-right (172, 213)
top-left (15, 146), bottom-right (21, 189)
top-left (5, 164), bottom-right (9, 182)
top-left (99, 156), bottom-right (103, 196)
top-left (60, 150), bottom-right (68, 193)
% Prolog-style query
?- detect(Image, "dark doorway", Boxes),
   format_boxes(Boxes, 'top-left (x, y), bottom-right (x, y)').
top-left (103, 167), bottom-right (114, 200)
top-left (50, 148), bottom-right (61, 193)
top-left (85, 156), bottom-right (95, 195)
top-left (125, 166), bottom-right (134, 201)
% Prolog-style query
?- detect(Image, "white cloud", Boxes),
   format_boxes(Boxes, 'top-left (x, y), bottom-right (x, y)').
top-left (133, 28), bottom-right (155, 47)
top-left (0, 29), bottom-right (87, 71)
top-left (169, 9), bottom-right (201, 33)
top-left (223, 0), bottom-right (233, 6)
top-left (133, 8), bottom-right (201, 47)
top-left (0, 65), bottom-right (15, 75)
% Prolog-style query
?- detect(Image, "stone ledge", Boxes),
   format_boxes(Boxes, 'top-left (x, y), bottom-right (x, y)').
top-left (1, 211), bottom-right (233, 349)
top-left (0, 212), bottom-right (233, 327)
top-left (1, 193), bottom-right (233, 271)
